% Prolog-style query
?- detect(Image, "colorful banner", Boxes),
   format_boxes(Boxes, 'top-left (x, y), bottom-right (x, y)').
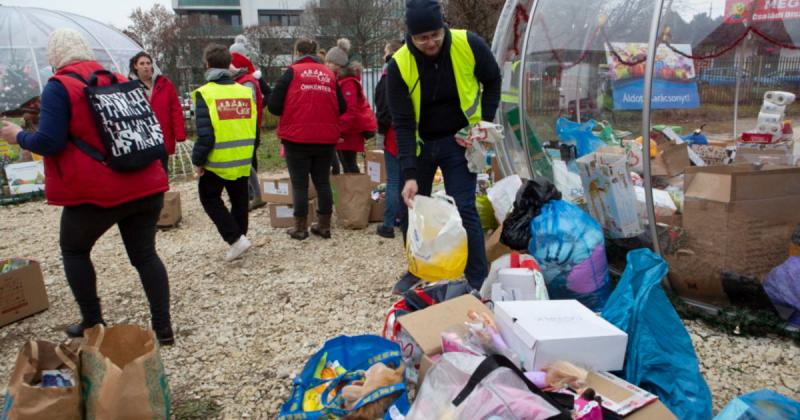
top-left (605, 43), bottom-right (700, 110)
top-left (725, 0), bottom-right (800, 24)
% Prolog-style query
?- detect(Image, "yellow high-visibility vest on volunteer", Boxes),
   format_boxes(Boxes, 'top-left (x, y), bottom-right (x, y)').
top-left (393, 29), bottom-right (481, 154)
top-left (192, 82), bottom-right (257, 180)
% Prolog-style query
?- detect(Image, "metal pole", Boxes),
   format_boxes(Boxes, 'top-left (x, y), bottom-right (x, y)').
top-left (519, 0), bottom-right (542, 179)
top-left (642, 0), bottom-right (666, 256)
top-left (733, 44), bottom-right (741, 138)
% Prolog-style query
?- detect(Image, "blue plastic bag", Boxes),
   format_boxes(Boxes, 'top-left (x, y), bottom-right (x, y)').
top-left (714, 389), bottom-right (800, 420)
top-left (555, 117), bottom-right (605, 157)
top-left (602, 249), bottom-right (713, 420)
top-left (278, 335), bottom-right (410, 420)
top-left (528, 200), bottom-right (611, 310)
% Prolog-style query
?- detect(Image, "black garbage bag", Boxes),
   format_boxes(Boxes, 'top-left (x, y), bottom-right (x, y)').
top-left (500, 177), bottom-right (561, 250)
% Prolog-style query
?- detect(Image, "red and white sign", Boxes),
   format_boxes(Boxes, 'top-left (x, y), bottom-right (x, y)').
top-left (215, 98), bottom-right (252, 120)
top-left (725, 0), bottom-right (800, 23)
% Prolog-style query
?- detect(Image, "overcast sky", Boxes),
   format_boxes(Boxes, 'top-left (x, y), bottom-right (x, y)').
top-left (1, 0), bottom-right (172, 29)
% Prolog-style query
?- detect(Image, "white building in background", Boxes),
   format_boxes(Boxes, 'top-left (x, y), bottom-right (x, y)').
top-left (171, 0), bottom-right (305, 29)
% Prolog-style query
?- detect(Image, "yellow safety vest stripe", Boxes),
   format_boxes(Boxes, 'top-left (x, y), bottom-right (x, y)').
top-left (394, 29), bottom-right (482, 154)
top-left (193, 82), bottom-right (257, 180)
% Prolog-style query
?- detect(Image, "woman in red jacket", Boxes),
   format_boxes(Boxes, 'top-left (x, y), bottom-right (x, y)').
top-left (325, 38), bottom-right (377, 174)
top-left (129, 51), bottom-right (186, 173)
top-left (0, 29), bottom-right (173, 345)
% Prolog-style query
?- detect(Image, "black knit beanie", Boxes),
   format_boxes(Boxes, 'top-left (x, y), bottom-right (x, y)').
top-left (405, 0), bottom-right (444, 35)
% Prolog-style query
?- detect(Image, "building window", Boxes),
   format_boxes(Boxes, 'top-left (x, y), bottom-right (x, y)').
top-left (258, 11), bottom-right (301, 27)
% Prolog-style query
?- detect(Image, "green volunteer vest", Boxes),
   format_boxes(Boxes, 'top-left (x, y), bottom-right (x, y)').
top-left (394, 29), bottom-right (482, 151)
top-left (193, 82), bottom-right (257, 180)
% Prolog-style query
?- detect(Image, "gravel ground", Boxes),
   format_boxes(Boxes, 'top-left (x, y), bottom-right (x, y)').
top-left (1, 176), bottom-right (798, 418)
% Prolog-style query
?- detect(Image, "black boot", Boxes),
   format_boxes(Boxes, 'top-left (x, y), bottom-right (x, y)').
top-left (65, 320), bottom-right (105, 338)
top-left (154, 325), bottom-right (175, 346)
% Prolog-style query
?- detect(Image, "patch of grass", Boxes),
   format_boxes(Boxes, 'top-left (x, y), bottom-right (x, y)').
top-left (256, 129), bottom-right (286, 173)
top-left (173, 398), bottom-right (222, 420)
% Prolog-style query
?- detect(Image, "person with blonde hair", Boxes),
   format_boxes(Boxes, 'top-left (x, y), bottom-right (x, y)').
top-left (0, 28), bottom-right (173, 344)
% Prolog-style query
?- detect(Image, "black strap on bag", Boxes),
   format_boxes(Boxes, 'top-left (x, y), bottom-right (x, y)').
top-left (452, 354), bottom-right (573, 420)
top-left (63, 70), bottom-right (166, 172)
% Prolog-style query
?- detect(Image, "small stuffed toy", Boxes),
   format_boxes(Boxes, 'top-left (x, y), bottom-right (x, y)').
top-left (341, 363), bottom-right (405, 420)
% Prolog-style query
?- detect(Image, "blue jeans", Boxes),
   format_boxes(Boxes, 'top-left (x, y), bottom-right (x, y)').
top-left (383, 151), bottom-right (400, 229)
top-left (403, 136), bottom-right (488, 289)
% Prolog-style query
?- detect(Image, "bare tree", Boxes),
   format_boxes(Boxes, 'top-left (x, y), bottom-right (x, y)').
top-left (302, 0), bottom-right (404, 68)
top-left (442, 0), bottom-right (504, 43)
top-left (127, 5), bottom-right (180, 78)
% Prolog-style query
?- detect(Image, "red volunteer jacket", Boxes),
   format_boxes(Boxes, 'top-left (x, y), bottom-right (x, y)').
top-left (337, 76), bottom-right (378, 152)
top-left (46, 61), bottom-right (168, 207)
top-left (277, 57), bottom-right (340, 144)
top-left (149, 75), bottom-right (186, 155)
top-left (234, 72), bottom-right (264, 129)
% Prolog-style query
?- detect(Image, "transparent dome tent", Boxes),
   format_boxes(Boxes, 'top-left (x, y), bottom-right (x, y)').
top-left (492, 0), bottom-right (800, 316)
top-left (0, 6), bottom-right (145, 114)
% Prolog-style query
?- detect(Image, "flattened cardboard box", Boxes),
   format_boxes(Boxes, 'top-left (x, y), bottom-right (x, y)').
top-left (365, 150), bottom-right (386, 185)
top-left (667, 165), bottom-right (800, 303)
top-left (1, 260), bottom-right (49, 328)
top-left (157, 191), bottom-right (182, 227)
top-left (485, 226), bottom-right (512, 262)
top-left (261, 172), bottom-right (316, 204)
top-left (268, 200), bottom-right (316, 228)
top-left (586, 372), bottom-right (676, 420)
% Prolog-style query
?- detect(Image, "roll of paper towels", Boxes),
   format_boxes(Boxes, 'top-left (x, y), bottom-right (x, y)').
top-left (764, 91), bottom-right (796, 106)
top-left (757, 111), bottom-right (783, 126)
top-left (756, 121), bottom-right (782, 135)
top-left (760, 102), bottom-right (786, 115)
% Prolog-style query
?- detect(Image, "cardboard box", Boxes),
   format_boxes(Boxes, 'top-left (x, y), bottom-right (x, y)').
top-left (157, 191), bottom-right (182, 227)
top-left (1, 259), bottom-right (49, 328)
top-left (397, 294), bottom-right (489, 384)
top-left (268, 200), bottom-right (316, 228)
top-left (577, 147), bottom-right (643, 238)
top-left (651, 142), bottom-right (690, 177)
top-left (586, 371), bottom-right (676, 420)
top-left (494, 300), bottom-right (628, 372)
top-left (485, 226), bottom-right (512, 263)
top-left (736, 140), bottom-right (796, 166)
top-left (261, 172), bottom-right (316, 204)
top-left (369, 199), bottom-right (385, 223)
top-left (365, 150), bottom-right (386, 185)
top-left (666, 165), bottom-right (800, 304)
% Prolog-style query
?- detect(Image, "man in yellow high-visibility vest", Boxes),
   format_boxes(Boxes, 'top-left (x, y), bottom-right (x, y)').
top-left (387, 0), bottom-right (501, 293)
top-left (192, 44), bottom-right (258, 262)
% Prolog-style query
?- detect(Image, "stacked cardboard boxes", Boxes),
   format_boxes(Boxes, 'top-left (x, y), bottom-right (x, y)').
top-left (261, 172), bottom-right (317, 228)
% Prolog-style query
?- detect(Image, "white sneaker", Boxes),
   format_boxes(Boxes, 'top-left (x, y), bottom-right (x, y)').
top-left (225, 236), bottom-right (252, 262)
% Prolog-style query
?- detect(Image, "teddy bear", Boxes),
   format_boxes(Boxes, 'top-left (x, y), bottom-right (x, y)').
top-left (341, 362), bottom-right (405, 420)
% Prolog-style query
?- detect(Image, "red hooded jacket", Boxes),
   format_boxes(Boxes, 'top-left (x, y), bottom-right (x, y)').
top-left (46, 61), bottom-right (168, 207)
top-left (277, 57), bottom-right (340, 144)
top-left (337, 75), bottom-right (377, 152)
top-left (148, 75), bottom-right (186, 155)
top-left (234, 72), bottom-right (263, 128)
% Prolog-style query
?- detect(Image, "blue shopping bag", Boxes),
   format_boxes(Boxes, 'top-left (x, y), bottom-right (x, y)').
top-left (278, 335), bottom-right (409, 420)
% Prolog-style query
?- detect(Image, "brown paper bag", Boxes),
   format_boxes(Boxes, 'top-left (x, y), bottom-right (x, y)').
top-left (2, 340), bottom-right (81, 420)
top-left (331, 174), bottom-right (372, 229)
top-left (80, 324), bottom-right (171, 420)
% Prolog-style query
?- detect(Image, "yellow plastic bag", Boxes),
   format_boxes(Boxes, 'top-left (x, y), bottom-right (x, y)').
top-left (406, 194), bottom-right (468, 282)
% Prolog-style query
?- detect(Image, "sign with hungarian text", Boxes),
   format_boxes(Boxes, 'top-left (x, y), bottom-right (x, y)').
top-left (725, 0), bottom-right (800, 24)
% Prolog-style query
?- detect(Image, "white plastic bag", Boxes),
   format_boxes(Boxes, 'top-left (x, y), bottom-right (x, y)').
top-left (552, 160), bottom-right (584, 204)
top-left (479, 253), bottom-right (548, 302)
top-left (460, 122), bottom-right (503, 174)
top-left (487, 174), bottom-right (522, 224)
top-left (406, 353), bottom-right (564, 420)
top-left (407, 194), bottom-right (468, 282)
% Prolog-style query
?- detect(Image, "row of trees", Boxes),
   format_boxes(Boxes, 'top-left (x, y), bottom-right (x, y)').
top-left (125, 1), bottom-right (503, 94)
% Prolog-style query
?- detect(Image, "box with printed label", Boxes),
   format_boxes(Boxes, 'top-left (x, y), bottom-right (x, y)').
top-left (268, 200), bottom-right (316, 228)
top-left (494, 300), bottom-right (627, 372)
top-left (365, 150), bottom-right (386, 185)
top-left (261, 172), bottom-right (316, 204)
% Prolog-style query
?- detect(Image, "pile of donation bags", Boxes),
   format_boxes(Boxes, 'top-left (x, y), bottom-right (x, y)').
top-left (279, 248), bottom-right (717, 419)
top-left (2, 324), bottom-right (171, 420)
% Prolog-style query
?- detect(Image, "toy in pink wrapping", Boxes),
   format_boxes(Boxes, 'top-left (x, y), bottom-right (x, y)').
top-left (405, 353), bottom-right (568, 420)
top-left (574, 397), bottom-right (603, 420)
